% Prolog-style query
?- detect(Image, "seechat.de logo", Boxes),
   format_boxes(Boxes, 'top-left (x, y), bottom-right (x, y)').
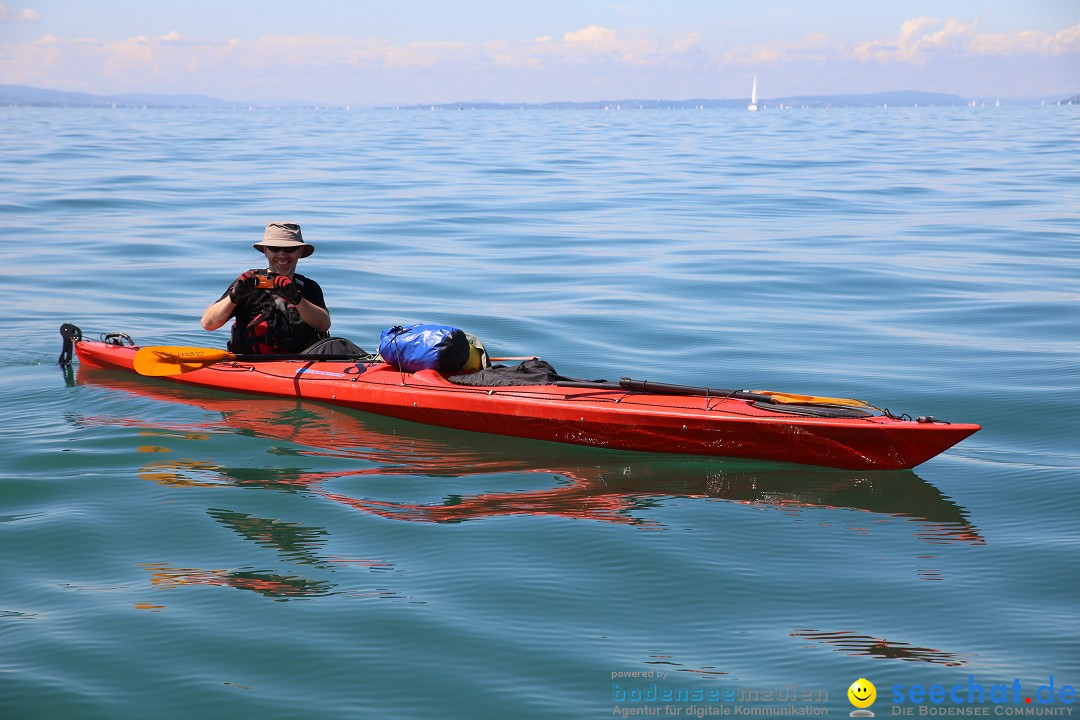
top-left (848, 678), bottom-right (877, 717)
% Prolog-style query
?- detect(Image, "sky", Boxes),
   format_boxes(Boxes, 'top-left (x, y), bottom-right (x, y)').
top-left (0, 0), bottom-right (1077, 104)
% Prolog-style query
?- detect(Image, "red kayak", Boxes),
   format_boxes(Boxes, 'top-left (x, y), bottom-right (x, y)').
top-left (68, 332), bottom-right (979, 470)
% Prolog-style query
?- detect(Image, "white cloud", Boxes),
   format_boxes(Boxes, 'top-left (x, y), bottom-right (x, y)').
top-left (547, 25), bottom-right (707, 68)
top-left (723, 32), bottom-right (841, 66)
top-left (968, 22), bottom-right (1080, 57)
top-left (723, 17), bottom-right (1079, 69)
top-left (563, 25), bottom-right (617, 46)
top-left (853, 17), bottom-right (1079, 64)
top-left (0, 2), bottom-right (41, 21)
top-left (854, 17), bottom-right (977, 63)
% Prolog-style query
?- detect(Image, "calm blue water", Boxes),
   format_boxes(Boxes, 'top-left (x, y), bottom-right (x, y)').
top-left (2, 106), bottom-right (1078, 718)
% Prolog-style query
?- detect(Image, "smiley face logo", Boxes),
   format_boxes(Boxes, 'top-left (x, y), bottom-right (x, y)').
top-left (847, 678), bottom-right (877, 709)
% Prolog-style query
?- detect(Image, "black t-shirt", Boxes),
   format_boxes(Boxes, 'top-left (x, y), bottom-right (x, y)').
top-left (222, 270), bottom-right (328, 354)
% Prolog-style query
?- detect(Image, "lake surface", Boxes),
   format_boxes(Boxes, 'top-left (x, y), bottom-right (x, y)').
top-left (2, 105), bottom-right (1078, 718)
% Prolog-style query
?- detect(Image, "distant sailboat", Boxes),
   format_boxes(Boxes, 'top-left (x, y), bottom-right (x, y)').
top-left (748, 76), bottom-right (758, 112)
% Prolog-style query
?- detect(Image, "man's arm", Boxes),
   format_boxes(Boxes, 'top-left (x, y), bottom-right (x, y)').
top-left (204, 271), bottom-right (258, 331)
top-left (295, 298), bottom-right (331, 333)
top-left (201, 296), bottom-right (235, 331)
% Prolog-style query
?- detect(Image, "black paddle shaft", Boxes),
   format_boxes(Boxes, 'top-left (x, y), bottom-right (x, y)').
top-left (231, 353), bottom-right (371, 362)
top-left (555, 377), bottom-right (774, 403)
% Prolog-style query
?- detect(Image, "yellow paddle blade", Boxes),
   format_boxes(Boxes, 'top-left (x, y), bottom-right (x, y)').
top-left (751, 390), bottom-right (871, 408)
top-left (133, 346), bottom-right (236, 377)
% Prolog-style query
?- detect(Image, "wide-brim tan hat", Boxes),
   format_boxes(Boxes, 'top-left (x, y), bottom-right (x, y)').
top-left (253, 221), bottom-right (314, 258)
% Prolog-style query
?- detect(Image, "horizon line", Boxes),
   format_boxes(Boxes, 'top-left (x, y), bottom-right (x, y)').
top-left (2, 83), bottom-right (1079, 109)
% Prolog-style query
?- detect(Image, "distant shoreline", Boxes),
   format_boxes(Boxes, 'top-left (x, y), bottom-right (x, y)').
top-left (2, 83), bottom-right (1077, 109)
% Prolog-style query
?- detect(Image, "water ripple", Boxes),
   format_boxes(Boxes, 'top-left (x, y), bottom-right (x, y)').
top-left (2, 105), bottom-right (1077, 720)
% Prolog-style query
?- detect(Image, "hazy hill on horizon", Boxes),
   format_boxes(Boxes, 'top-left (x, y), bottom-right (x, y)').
top-left (0, 84), bottom-right (242, 108)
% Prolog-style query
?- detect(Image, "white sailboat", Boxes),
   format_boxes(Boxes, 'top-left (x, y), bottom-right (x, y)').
top-left (748, 76), bottom-right (758, 111)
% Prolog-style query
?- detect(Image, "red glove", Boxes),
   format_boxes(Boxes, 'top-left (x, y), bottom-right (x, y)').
top-left (272, 275), bottom-right (302, 305)
top-left (227, 271), bottom-right (258, 302)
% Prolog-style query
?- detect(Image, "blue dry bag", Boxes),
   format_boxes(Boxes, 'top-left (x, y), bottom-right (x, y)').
top-left (378, 324), bottom-right (471, 373)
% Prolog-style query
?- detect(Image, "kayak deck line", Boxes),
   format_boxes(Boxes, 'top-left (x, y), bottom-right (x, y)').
top-left (67, 333), bottom-right (981, 470)
top-left (220, 359), bottom-right (886, 422)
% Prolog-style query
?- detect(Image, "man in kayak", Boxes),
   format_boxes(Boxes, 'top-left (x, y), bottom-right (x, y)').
top-left (201, 222), bottom-right (331, 354)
